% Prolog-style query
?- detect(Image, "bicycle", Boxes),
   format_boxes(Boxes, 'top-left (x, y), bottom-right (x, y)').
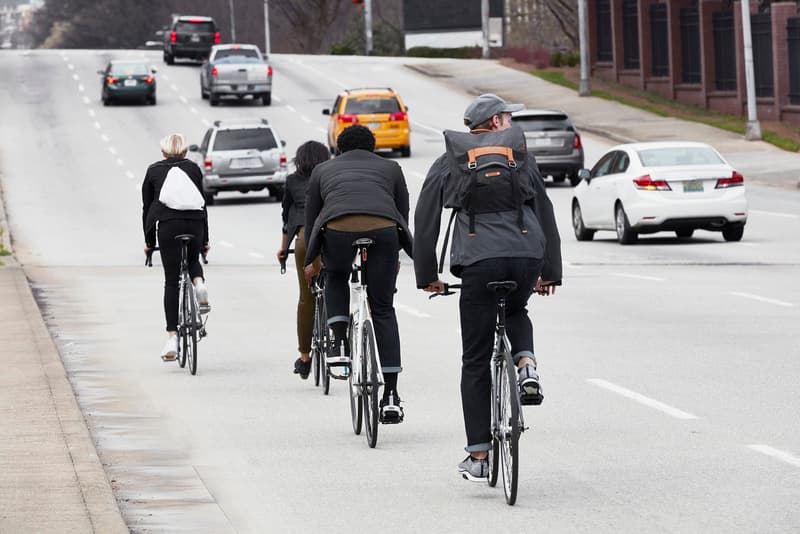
top-left (146, 235), bottom-right (208, 376)
top-left (347, 238), bottom-right (384, 448)
top-left (431, 281), bottom-right (526, 505)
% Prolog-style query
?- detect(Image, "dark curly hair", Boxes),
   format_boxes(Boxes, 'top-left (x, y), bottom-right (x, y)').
top-left (336, 124), bottom-right (376, 154)
top-left (293, 140), bottom-right (330, 177)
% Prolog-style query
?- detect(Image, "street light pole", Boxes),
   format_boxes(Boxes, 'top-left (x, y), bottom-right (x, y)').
top-left (263, 0), bottom-right (270, 55)
top-left (578, 0), bottom-right (590, 96)
top-left (228, 0), bottom-right (237, 42)
top-left (364, 0), bottom-right (373, 55)
top-left (741, 0), bottom-right (761, 140)
top-left (481, 0), bottom-right (490, 59)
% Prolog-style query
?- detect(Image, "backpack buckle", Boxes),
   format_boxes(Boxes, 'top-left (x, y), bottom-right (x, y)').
top-left (508, 160), bottom-right (517, 168)
top-left (467, 161), bottom-right (477, 170)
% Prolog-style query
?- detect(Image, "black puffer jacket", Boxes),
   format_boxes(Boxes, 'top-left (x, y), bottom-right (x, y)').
top-left (280, 171), bottom-right (310, 254)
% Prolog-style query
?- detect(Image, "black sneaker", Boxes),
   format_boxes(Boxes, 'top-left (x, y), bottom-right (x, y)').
top-left (327, 340), bottom-right (351, 367)
top-left (458, 455), bottom-right (489, 482)
top-left (293, 357), bottom-right (311, 380)
top-left (379, 391), bottom-right (404, 424)
top-left (519, 364), bottom-right (543, 405)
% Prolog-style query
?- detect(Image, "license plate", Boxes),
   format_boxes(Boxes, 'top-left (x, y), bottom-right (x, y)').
top-left (533, 138), bottom-right (552, 146)
top-left (683, 180), bottom-right (704, 193)
top-left (124, 79), bottom-right (137, 87)
top-left (190, 34), bottom-right (200, 42)
top-left (230, 157), bottom-right (261, 169)
top-left (367, 122), bottom-right (381, 129)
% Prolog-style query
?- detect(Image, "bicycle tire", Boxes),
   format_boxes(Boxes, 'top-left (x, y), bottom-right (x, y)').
top-left (348, 318), bottom-right (362, 435)
top-left (499, 351), bottom-right (520, 505)
top-left (311, 307), bottom-right (322, 387)
top-left (487, 359), bottom-right (501, 487)
top-left (321, 310), bottom-right (331, 396)
top-left (177, 282), bottom-right (187, 368)
top-left (362, 320), bottom-right (379, 448)
top-left (187, 282), bottom-right (198, 376)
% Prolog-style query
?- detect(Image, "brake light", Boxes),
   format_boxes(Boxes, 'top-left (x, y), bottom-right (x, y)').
top-left (169, 31), bottom-right (177, 43)
top-left (280, 153), bottom-right (287, 167)
top-left (204, 158), bottom-right (212, 170)
top-left (106, 77), bottom-right (117, 84)
top-left (143, 76), bottom-right (153, 84)
top-left (573, 133), bottom-right (582, 149)
top-left (389, 111), bottom-right (407, 121)
top-left (267, 66), bottom-right (273, 76)
top-left (338, 114), bottom-right (358, 124)
top-left (211, 67), bottom-right (218, 77)
top-left (633, 175), bottom-right (671, 191)
top-left (715, 171), bottom-right (744, 189)
top-left (214, 32), bottom-right (220, 44)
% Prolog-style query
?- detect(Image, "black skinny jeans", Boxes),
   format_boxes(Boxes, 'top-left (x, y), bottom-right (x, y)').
top-left (459, 257), bottom-right (543, 452)
top-left (322, 226), bottom-right (402, 373)
top-left (158, 219), bottom-right (205, 332)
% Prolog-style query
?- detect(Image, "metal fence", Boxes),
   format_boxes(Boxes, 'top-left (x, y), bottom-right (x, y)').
top-left (751, 12), bottom-right (774, 98)
top-left (712, 11), bottom-right (737, 91)
top-left (680, 7), bottom-right (701, 84)
top-left (650, 3), bottom-right (668, 76)
top-left (622, 0), bottom-right (640, 69)
top-left (790, 17), bottom-right (800, 105)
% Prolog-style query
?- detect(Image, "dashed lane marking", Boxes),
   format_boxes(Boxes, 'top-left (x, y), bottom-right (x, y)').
top-left (82, 96), bottom-right (90, 105)
top-left (171, 83), bottom-right (179, 91)
top-left (301, 115), bottom-right (311, 123)
top-left (749, 209), bottom-right (799, 219)
top-left (179, 95), bottom-right (188, 104)
top-left (108, 146), bottom-right (117, 155)
top-left (94, 122), bottom-right (101, 130)
top-left (610, 272), bottom-right (665, 282)
top-left (116, 158), bottom-right (124, 167)
top-left (125, 170), bottom-right (135, 179)
top-left (748, 444), bottom-right (800, 468)
top-left (248, 252), bottom-right (265, 259)
top-left (78, 84), bottom-right (85, 92)
top-left (100, 134), bottom-right (109, 143)
top-left (395, 303), bottom-right (431, 319)
top-left (315, 127), bottom-right (327, 134)
top-left (587, 378), bottom-right (699, 420)
top-left (190, 107), bottom-right (198, 114)
top-left (286, 104), bottom-right (296, 113)
top-left (67, 63), bottom-right (74, 70)
top-left (729, 291), bottom-right (794, 308)
top-left (88, 109), bottom-right (95, 118)
top-left (72, 73), bottom-right (79, 81)
top-left (202, 118), bottom-right (211, 127)
top-left (272, 95), bottom-right (281, 103)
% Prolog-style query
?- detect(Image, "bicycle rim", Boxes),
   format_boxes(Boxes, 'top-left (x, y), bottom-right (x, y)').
top-left (362, 321), bottom-right (379, 448)
top-left (312, 320), bottom-right (321, 387)
top-left (177, 284), bottom-right (187, 368)
top-left (349, 322), bottom-right (362, 435)
top-left (488, 361), bottom-right (500, 487)
top-left (188, 284), bottom-right (198, 375)
top-left (499, 353), bottom-right (520, 505)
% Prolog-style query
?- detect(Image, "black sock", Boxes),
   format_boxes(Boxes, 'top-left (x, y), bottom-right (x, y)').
top-left (330, 321), bottom-right (348, 347)
top-left (384, 372), bottom-right (398, 397)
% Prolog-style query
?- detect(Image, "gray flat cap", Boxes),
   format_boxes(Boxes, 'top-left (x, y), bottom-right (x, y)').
top-left (463, 93), bottom-right (525, 128)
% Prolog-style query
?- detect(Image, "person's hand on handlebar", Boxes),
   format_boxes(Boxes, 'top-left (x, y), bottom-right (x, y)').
top-left (304, 261), bottom-right (321, 286)
top-left (535, 277), bottom-right (557, 296)
top-left (144, 244), bottom-right (153, 256)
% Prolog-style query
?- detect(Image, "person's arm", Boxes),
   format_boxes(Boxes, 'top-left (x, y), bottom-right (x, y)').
top-left (141, 167), bottom-right (156, 248)
top-left (393, 163), bottom-right (410, 225)
top-left (527, 162), bottom-right (562, 284)
top-left (413, 156), bottom-right (447, 289)
top-left (303, 167), bottom-right (323, 267)
top-left (277, 177), bottom-right (293, 261)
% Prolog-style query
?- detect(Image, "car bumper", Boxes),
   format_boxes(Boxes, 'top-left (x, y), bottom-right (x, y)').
top-left (528, 150), bottom-right (584, 175)
top-left (625, 189), bottom-right (748, 230)
top-left (203, 170), bottom-right (287, 191)
top-left (168, 45), bottom-right (212, 57)
top-left (373, 128), bottom-right (410, 149)
top-left (210, 83), bottom-right (271, 95)
top-left (107, 86), bottom-right (154, 98)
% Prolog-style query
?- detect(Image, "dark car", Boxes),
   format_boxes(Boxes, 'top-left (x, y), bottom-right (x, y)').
top-left (162, 15), bottom-right (219, 64)
top-left (511, 109), bottom-right (584, 186)
top-left (97, 60), bottom-right (156, 106)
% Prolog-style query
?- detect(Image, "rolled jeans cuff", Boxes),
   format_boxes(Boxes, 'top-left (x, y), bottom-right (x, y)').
top-left (513, 350), bottom-right (535, 366)
top-left (465, 442), bottom-right (492, 453)
top-left (327, 315), bottom-right (349, 326)
top-left (382, 366), bottom-right (402, 374)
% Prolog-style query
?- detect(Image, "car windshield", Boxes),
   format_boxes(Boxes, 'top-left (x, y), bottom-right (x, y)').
top-left (513, 115), bottom-right (572, 132)
top-left (176, 21), bottom-right (214, 33)
top-left (214, 48), bottom-right (260, 61)
top-left (344, 97), bottom-right (401, 114)
top-left (110, 63), bottom-right (149, 75)
top-left (213, 128), bottom-right (277, 151)
top-left (637, 146), bottom-right (723, 167)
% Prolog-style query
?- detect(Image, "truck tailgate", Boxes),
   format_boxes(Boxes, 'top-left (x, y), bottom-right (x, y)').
top-left (214, 64), bottom-right (268, 84)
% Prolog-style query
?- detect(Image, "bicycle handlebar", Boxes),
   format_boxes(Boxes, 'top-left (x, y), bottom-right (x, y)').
top-left (145, 247), bottom-right (208, 267)
top-left (279, 248), bottom-right (295, 274)
top-left (428, 283), bottom-right (461, 299)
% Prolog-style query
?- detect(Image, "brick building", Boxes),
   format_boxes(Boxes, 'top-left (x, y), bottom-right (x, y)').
top-left (588, 1), bottom-right (800, 125)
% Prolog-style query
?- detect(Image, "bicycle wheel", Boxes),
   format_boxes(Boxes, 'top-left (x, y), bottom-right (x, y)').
top-left (311, 307), bottom-right (322, 387)
top-left (321, 312), bottom-right (331, 396)
top-left (487, 360), bottom-right (500, 487)
top-left (362, 320), bottom-right (379, 448)
top-left (499, 352), bottom-right (520, 505)
top-left (177, 282), bottom-right (187, 368)
top-left (186, 282), bottom-right (198, 376)
top-left (348, 318), bottom-right (362, 435)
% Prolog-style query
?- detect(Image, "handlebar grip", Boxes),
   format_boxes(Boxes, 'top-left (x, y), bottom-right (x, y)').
top-left (279, 248), bottom-right (295, 275)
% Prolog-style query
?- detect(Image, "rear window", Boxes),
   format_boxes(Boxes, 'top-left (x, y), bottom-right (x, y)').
top-left (637, 146), bottom-right (723, 167)
top-left (176, 21), bottom-right (215, 33)
top-left (110, 63), bottom-right (149, 75)
top-left (213, 128), bottom-right (277, 151)
top-left (214, 48), bottom-right (260, 61)
top-left (512, 115), bottom-right (572, 132)
top-left (344, 97), bottom-right (401, 115)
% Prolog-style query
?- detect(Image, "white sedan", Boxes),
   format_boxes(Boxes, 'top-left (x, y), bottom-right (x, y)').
top-left (571, 141), bottom-right (748, 244)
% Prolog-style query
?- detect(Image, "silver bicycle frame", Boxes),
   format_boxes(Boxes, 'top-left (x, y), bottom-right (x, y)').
top-left (349, 252), bottom-right (385, 390)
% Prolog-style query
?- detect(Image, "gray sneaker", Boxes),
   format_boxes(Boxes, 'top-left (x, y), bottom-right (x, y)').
top-left (458, 455), bottom-right (489, 482)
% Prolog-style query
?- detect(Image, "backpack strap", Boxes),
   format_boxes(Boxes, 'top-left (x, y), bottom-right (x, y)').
top-left (437, 209), bottom-right (458, 274)
top-left (510, 167), bottom-right (527, 234)
top-left (466, 146), bottom-right (516, 169)
top-left (467, 169), bottom-right (478, 236)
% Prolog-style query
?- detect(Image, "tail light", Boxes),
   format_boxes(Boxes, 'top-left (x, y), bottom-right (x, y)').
top-left (142, 76), bottom-right (154, 84)
top-left (169, 31), bottom-right (177, 43)
top-left (715, 171), bottom-right (744, 189)
top-left (573, 133), bottom-right (583, 149)
top-left (211, 67), bottom-right (218, 77)
top-left (338, 114), bottom-right (358, 124)
top-left (633, 175), bottom-right (671, 191)
top-left (214, 32), bottom-right (220, 44)
top-left (389, 111), bottom-right (407, 121)
top-left (106, 77), bottom-right (117, 84)
top-left (267, 66), bottom-right (273, 76)
top-left (204, 158), bottom-right (212, 170)
top-left (280, 153), bottom-right (287, 167)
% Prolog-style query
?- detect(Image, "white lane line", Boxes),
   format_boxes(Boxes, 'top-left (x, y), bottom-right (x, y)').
top-left (748, 444), bottom-right (800, 468)
top-left (395, 303), bottom-right (432, 318)
top-left (171, 83), bottom-right (179, 92)
top-left (67, 63), bottom-right (74, 70)
top-left (78, 84), bottom-right (85, 92)
top-left (249, 251), bottom-right (265, 259)
top-left (100, 134), bottom-right (109, 143)
top-left (125, 170), bottom-right (135, 179)
top-left (116, 158), bottom-right (125, 167)
top-left (219, 241), bottom-right (234, 248)
top-left (286, 104), bottom-right (296, 113)
top-left (410, 120), bottom-right (443, 136)
top-left (82, 96), bottom-right (90, 104)
top-left (108, 146), bottom-right (117, 155)
top-left (300, 115), bottom-right (311, 123)
top-left (190, 107), bottom-right (198, 114)
top-left (93, 121), bottom-right (101, 130)
top-left (161, 73), bottom-right (169, 81)
top-left (272, 95), bottom-right (282, 103)
top-left (88, 109), bottom-right (95, 118)
top-left (729, 291), bottom-right (794, 308)
top-left (563, 261), bottom-right (582, 269)
top-left (179, 95), bottom-right (188, 104)
top-left (72, 73), bottom-right (79, 81)
top-left (201, 118), bottom-right (211, 127)
top-left (315, 127), bottom-right (327, 134)
top-left (61, 55), bottom-right (69, 61)
top-left (587, 378), bottom-right (699, 420)
top-left (749, 209), bottom-right (799, 219)
top-left (610, 272), bottom-right (665, 282)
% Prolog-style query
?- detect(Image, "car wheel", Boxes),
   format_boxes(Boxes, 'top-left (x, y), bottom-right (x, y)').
top-left (164, 52), bottom-right (174, 65)
top-left (148, 94), bottom-right (157, 106)
top-left (722, 225), bottom-right (744, 242)
top-left (201, 87), bottom-right (207, 100)
top-left (569, 169), bottom-right (582, 187)
top-left (209, 92), bottom-right (219, 106)
top-left (204, 192), bottom-right (215, 206)
top-left (262, 92), bottom-right (271, 106)
top-left (675, 229), bottom-right (694, 239)
top-left (572, 201), bottom-right (595, 241)
top-left (400, 146), bottom-right (411, 158)
top-left (615, 203), bottom-right (637, 244)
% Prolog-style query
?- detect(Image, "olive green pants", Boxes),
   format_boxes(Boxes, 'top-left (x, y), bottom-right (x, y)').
top-left (294, 227), bottom-right (316, 354)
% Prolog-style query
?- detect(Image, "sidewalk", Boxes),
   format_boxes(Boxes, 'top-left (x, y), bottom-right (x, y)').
top-left (0, 238), bottom-right (126, 530)
top-left (408, 59), bottom-right (800, 190)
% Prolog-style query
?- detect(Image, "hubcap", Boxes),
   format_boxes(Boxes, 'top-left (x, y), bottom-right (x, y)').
top-left (616, 208), bottom-right (624, 237)
top-left (573, 205), bottom-right (582, 230)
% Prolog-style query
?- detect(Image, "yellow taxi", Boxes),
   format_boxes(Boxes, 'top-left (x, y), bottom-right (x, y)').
top-left (322, 88), bottom-right (411, 157)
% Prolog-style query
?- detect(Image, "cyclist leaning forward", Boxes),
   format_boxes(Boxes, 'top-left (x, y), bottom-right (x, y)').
top-left (303, 125), bottom-right (413, 423)
top-left (413, 94), bottom-right (562, 480)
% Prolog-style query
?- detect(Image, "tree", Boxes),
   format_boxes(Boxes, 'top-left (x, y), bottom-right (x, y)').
top-left (270, 0), bottom-right (350, 53)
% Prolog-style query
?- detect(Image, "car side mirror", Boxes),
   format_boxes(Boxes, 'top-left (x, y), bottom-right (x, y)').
top-left (322, 109), bottom-right (330, 115)
top-left (281, 140), bottom-right (286, 147)
top-left (150, 67), bottom-right (158, 74)
top-left (188, 144), bottom-right (199, 152)
top-left (578, 168), bottom-right (591, 184)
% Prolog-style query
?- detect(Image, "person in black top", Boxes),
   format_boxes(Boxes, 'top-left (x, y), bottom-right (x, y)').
top-left (303, 125), bottom-right (412, 423)
top-left (277, 140), bottom-right (330, 379)
top-left (142, 133), bottom-right (210, 361)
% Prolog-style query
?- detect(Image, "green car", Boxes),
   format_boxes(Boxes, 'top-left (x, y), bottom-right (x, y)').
top-left (98, 60), bottom-right (157, 106)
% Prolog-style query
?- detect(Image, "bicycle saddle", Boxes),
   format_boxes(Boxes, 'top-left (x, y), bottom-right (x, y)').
top-left (174, 234), bottom-right (195, 242)
top-left (352, 238), bottom-right (374, 248)
top-left (487, 281), bottom-right (518, 295)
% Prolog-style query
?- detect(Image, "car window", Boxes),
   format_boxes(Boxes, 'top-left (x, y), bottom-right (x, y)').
top-left (110, 63), bottom-right (149, 75)
top-left (591, 152), bottom-right (618, 178)
top-left (512, 115), bottom-right (572, 132)
top-left (344, 97), bottom-right (401, 114)
top-left (637, 146), bottom-right (724, 166)
top-left (332, 96), bottom-right (342, 114)
top-left (200, 129), bottom-right (212, 153)
top-left (176, 21), bottom-right (214, 33)
top-left (214, 48), bottom-right (260, 61)
top-left (212, 128), bottom-right (277, 151)
top-left (612, 152), bottom-right (630, 174)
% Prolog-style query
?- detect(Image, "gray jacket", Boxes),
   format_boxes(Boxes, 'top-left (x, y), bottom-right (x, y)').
top-left (304, 149), bottom-right (413, 266)
top-left (413, 152), bottom-right (562, 287)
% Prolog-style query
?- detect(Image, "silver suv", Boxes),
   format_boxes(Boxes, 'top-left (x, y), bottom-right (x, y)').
top-left (189, 119), bottom-right (288, 204)
top-left (512, 109), bottom-right (584, 186)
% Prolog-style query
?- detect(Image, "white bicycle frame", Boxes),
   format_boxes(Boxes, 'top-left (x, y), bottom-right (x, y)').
top-left (349, 253), bottom-right (385, 393)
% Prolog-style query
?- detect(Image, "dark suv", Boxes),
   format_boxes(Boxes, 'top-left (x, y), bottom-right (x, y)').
top-left (163, 15), bottom-right (219, 64)
top-left (511, 109), bottom-right (584, 186)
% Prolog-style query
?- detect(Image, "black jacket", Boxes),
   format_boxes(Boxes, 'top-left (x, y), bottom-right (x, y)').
top-left (414, 151), bottom-right (562, 287)
top-left (281, 171), bottom-right (310, 253)
top-left (141, 158), bottom-right (209, 248)
top-left (304, 149), bottom-right (413, 266)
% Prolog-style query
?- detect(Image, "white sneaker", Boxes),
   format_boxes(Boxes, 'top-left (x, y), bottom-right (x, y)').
top-left (161, 336), bottom-right (178, 361)
top-left (194, 281), bottom-right (210, 313)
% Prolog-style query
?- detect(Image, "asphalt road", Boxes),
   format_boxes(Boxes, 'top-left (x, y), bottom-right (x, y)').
top-left (1, 50), bottom-right (799, 533)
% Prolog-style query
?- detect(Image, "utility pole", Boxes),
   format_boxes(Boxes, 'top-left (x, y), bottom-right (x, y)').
top-left (741, 0), bottom-right (761, 140)
top-left (364, 0), bottom-right (373, 55)
top-left (481, 0), bottom-right (490, 59)
top-left (263, 0), bottom-right (270, 55)
top-left (578, 0), bottom-right (590, 96)
top-left (228, 0), bottom-right (237, 42)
